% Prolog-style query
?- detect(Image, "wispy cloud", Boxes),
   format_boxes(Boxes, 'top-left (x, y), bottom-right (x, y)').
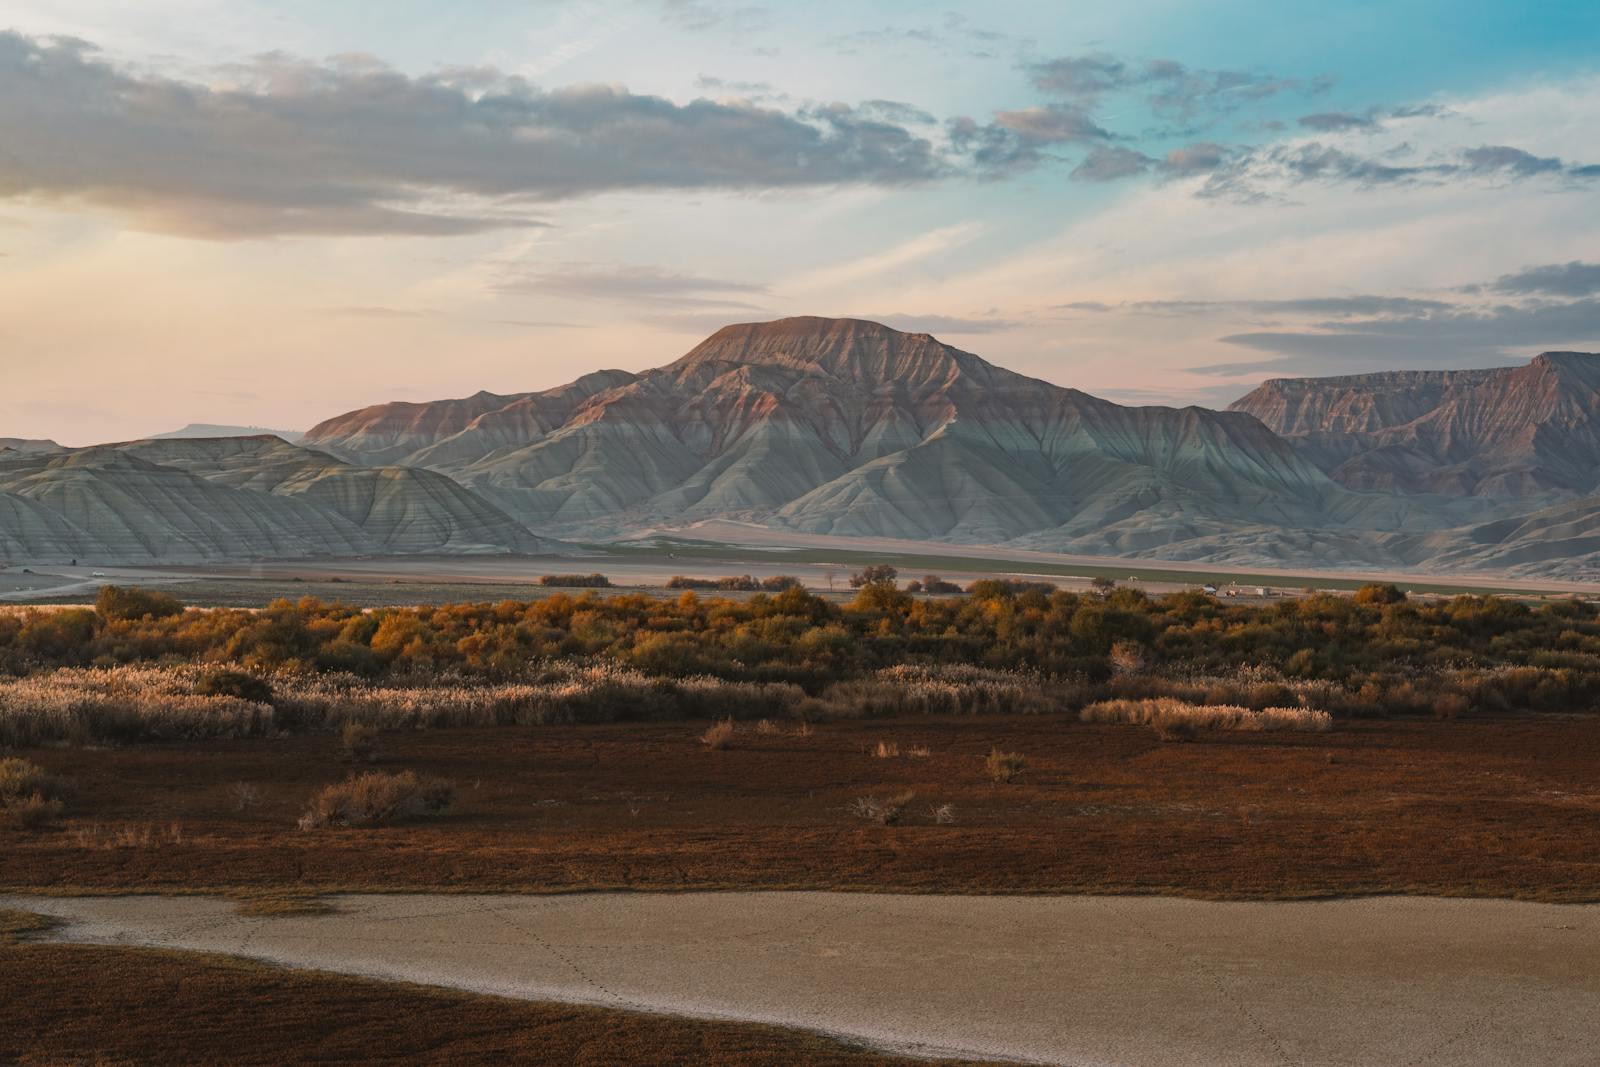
top-left (1487, 261), bottom-right (1600, 297)
top-left (491, 263), bottom-right (767, 309)
top-left (858, 313), bottom-right (1020, 335)
top-left (0, 31), bottom-right (946, 239)
top-left (784, 222), bottom-right (984, 291)
top-left (1183, 267), bottom-right (1600, 375)
top-left (1028, 51), bottom-right (1329, 126)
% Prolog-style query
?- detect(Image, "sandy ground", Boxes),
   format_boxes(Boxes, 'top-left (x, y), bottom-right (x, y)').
top-left (5, 892), bottom-right (1595, 1066)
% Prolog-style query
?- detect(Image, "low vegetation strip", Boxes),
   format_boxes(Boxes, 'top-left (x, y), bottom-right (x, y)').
top-left (1081, 699), bottom-right (1333, 736)
top-left (1, 581), bottom-right (1598, 750)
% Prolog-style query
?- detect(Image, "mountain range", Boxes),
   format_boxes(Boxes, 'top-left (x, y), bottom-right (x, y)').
top-left (5, 317), bottom-right (1600, 578)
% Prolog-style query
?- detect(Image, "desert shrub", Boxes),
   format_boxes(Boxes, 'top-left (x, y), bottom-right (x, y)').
top-left (1081, 698), bottom-right (1333, 739)
top-left (1353, 583), bottom-right (1406, 606)
top-left (1432, 691), bottom-right (1470, 720)
top-left (16, 608), bottom-right (97, 662)
top-left (848, 564), bottom-right (899, 588)
top-left (194, 669), bottom-right (274, 704)
top-left (298, 771), bottom-right (455, 830)
top-left (227, 781), bottom-right (262, 812)
top-left (700, 718), bottom-right (735, 750)
top-left (665, 575), bottom-right (789, 592)
top-left (0, 757), bottom-right (67, 832)
top-left (539, 573), bottom-right (611, 588)
top-left (5, 792), bottom-right (64, 831)
top-left (928, 802), bottom-right (956, 824)
top-left (985, 747), bottom-right (1027, 783)
top-left (848, 790), bottom-right (916, 825)
top-left (340, 722), bottom-right (381, 763)
top-left (95, 585), bottom-right (184, 622)
top-left (0, 757), bottom-right (61, 803)
top-left (916, 575), bottom-right (962, 595)
top-left (754, 718), bottom-right (779, 735)
top-left (1109, 641), bottom-right (1147, 674)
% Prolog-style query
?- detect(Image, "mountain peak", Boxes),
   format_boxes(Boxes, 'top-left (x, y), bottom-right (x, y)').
top-left (671, 316), bottom-right (997, 387)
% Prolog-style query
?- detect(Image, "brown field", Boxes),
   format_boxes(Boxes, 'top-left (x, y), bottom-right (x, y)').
top-left (0, 923), bottom-right (961, 1066)
top-left (5, 713), bottom-right (1598, 900)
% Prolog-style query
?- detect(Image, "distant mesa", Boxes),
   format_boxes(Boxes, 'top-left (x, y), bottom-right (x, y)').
top-left (7, 317), bottom-right (1600, 578)
top-left (153, 423), bottom-right (305, 444)
top-left (0, 438), bottom-right (64, 454)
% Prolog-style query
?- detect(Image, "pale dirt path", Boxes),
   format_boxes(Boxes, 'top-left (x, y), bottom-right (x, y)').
top-left (4, 892), bottom-right (1597, 1066)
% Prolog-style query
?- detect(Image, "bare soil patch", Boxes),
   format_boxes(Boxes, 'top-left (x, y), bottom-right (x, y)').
top-left (4, 714), bottom-right (1598, 899)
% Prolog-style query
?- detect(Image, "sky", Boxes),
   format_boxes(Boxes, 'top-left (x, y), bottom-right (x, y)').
top-left (2, 0), bottom-right (1598, 445)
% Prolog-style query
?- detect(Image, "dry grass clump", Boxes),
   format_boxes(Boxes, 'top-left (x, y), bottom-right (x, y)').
top-left (928, 802), bottom-right (956, 824)
top-left (0, 666), bottom-right (272, 747)
top-left (907, 744), bottom-right (932, 758)
top-left (340, 722), bottom-right (381, 763)
top-left (0, 757), bottom-right (67, 831)
top-left (1081, 698), bottom-right (1333, 741)
top-left (818, 665), bottom-right (1072, 718)
top-left (848, 790), bottom-right (916, 826)
top-left (227, 781), bottom-right (262, 812)
top-left (700, 718), bottom-right (736, 750)
top-left (985, 747), bottom-right (1027, 784)
top-left (70, 822), bottom-right (186, 849)
top-left (871, 740), bottom-right (900, 758)
top-left (0, 663), bottom-right (810, 747)
top-left (4, 792), bottom-right (64, 831)
top-left (298, 771), bottom-right (456, 830)
top-left (754, 719), bottom-right (780, 735)
top-left (276, 664), bottom-right (804, 732)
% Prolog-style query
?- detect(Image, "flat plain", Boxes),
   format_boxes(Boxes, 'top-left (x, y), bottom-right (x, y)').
top-left (6, 714), bottom-right (1597, 899)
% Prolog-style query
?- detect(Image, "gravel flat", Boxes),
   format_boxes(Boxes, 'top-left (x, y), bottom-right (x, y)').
top-left (5, 892), bottom-right (1596, 1066)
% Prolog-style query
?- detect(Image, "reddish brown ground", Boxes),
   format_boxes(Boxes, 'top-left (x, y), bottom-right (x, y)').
top-left (0, 938), bottom-right (964, 1066)
top-left (5, 714), bottom-right (1599, 899)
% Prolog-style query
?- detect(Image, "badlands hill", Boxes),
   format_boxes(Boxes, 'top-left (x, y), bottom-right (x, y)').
top-left (304, 319), bottom-right (1600, 577)
top-left (8, 319), bottom-right (1600, 576)
top-left (1231, 353), bottom-right (1600, 496)
top-left (0, 436), bottom-right (558, 564)
top-left (309, 317), bottom-right (1362, 553)
top-left (0, 438), bottom-right (63, 454)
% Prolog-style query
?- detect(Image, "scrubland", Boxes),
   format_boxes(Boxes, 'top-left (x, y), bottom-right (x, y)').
top-left (0, 581), bottom-right (1596, 901)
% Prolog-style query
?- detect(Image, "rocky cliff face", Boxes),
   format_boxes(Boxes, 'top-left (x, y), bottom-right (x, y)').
top-left (1231, 353), bottom-right (1600, 496)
